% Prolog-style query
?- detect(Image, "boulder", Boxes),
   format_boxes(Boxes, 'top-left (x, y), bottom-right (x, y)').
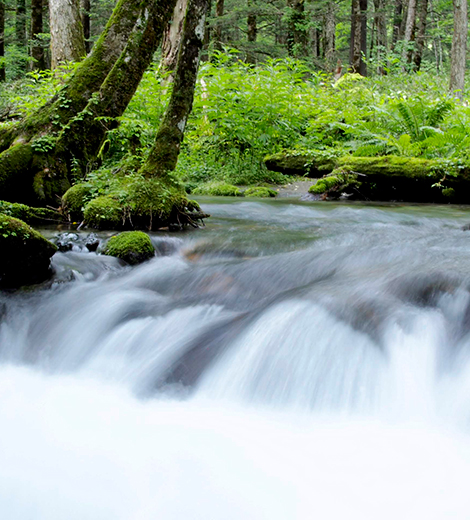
top-left (103, 231), bottom-right (155, 265)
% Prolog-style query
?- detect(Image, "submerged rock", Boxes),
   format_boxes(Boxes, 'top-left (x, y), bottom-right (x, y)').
top-left (103, 231), bottom-right (155, 265)
top-left (0, 214), bottom-right (57, 288)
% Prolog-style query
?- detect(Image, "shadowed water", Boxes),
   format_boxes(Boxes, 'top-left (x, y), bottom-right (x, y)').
top-left (1, 199), bottom-right (470, 518)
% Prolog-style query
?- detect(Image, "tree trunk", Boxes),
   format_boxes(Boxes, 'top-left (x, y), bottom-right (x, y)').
top-left (392, 0), bottom-right (403, 49)
top-left (81, 0), bottom-right (91, 53)
top-left (31, 0), bottom-right (47, 70)
top-left (142, 0), bottom-right (209, 179)
top-left (350, 0), bottom-right (367, 75)
top-left (287, 0), bottom-right (307, 57)
top-left (0, 0), bottom-right (157, 204)
top-left (323, 1), bottom-right (336, 70)
top-left (402, 0), bottom-right (417, 64)
top-left (246, 0), bottom-right (257, 64)
top-left (450, 0), bottom-right (468, 97)
top-left (373, 0), bottom-right (386, 73)
top-left (160, 0), bottom-right (188, 79)
top-left (0, 2), bottom-right (5, 82)
top-left (214, 0), bottom-right (224, 51)
top-left (413, 0), bottom-right (428, 70)
top-left (50, 0), bottom-right (87, 68)
top-left (16, 0), bottom-right (27, 47)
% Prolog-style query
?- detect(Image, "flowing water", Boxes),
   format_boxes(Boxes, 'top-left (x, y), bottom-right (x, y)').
top-left (2, 198), bottom-right (470, 518)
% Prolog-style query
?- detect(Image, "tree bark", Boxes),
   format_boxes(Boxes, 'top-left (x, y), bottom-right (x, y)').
top-left (287, 0), bottom-right (307, 57)
top-left (81, 0), bottom-right (91, 53)
top-left (160, 0), bottom-right (189, 79)
top-left (413, 0), bottom-right (428, 71)
top-left (142, 0), bottom-right (210, 177)
top-left (31, 0), bottom-right (47, 70)
top-left (373, 0), bottom-right (386, 73)
top-left (50, 0), bottom-right (87, 68)
top-left (246, 0), bottom-right (257, 63)
top-left (350, 0), bottom-right (367, 75)
top-left (214, 0), bottom-right (224, 51)
top-left (0, 2), bottom-right (5, 81)
top-left (392, 0), bottom-right (403, 49)
top-left (402, 0), bottom-right (417, 64)
top-left (450, 0), bottom-right (468, 97)
top-left (16, 0), bottom-right (27, 47)
top-left (323, 1), bottom-right (336, 70)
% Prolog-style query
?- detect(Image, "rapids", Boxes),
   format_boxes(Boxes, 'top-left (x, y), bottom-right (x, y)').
top-left (1, 198), bottom-right (470, 518)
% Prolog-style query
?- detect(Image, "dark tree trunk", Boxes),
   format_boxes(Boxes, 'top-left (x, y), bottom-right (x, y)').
top-left (373, 0), bottom-right (387, 74)
top-left (31, 0), bottom-right (46, 70)
top-left (81, 0), bottom-right (91, 53)
top-left (0, 2), bottom-right (5, 81)
top-left (323, 1), bottom-right (336, 70)
top-left (214, 0), bottom-right (224, 51)
top-left (143, 0), bottom-right (210, 178)
top-left (16, 0), bottom-right (27, 47)
top-left (287, 0), bottom-right (307, 57)
top-left (359, 0), bottom-right (368, 76)
top-left (402, 0), bottom-right (418, 64)
top-left (392, 0), bottom-right (403, 49)
top-left (450, 0), bottom-right (468, 97)
top-left (413, 0), bottom-right (428, 70)
top-left (351, 0), bottom-right (367, 75)
top-left (246, 0), bottom-right (257, 63)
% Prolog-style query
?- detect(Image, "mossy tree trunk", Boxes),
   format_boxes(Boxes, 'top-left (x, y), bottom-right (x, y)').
top-left (0, 1), bottom-right (5, 82)
top-left (160, 0), bottom-right (188, 82)
top-left (0, 0), bottom-right (152, 204)
top-left (141, 0), bottom-right (210, 178)
top-left (81, 0), bottom-right (91, 53)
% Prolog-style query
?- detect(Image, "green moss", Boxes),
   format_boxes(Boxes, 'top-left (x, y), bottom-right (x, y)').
top-left (442, 188), bottom-right (456, 198)
top-left (0, 201), bottom-right (62, 224)
top-left (62, 183), bottom-right (93, 221)
top-left (264, 151), bottom-right (336, 176)
top-left (104, 231), bottom-right (155, 265)
top-left (244, 187), bottom-right (278, 198)
top-left (83, 196), bottom-right (123, 229)
top-left (193, 183), bottom-right (243, 196)
top-left (0, 144), bottom-right (34, 202)
top-left (309, 176), bottom-right (342, 194)
top-left (0, 214), bottom-right (57, 288)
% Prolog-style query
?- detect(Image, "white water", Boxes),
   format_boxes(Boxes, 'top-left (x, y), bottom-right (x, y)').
top-left (2, 200), bottom-right (470, 518)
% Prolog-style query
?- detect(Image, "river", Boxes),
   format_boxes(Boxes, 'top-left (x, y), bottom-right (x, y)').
top-left (1, 198), bottom-right (470, 518)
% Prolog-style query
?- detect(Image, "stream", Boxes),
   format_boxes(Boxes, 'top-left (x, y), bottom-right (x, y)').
top-left (2, 198), bottom-right (470, 518)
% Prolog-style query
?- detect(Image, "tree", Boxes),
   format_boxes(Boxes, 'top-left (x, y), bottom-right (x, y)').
top-left (323, 1), bottom-right (337, 70)
top-left (287, 0), bottom-right (307, 57)
top-left (350, 0), bottom-right (367, 75)
top-left (413, 0), bottom-right (429, 71)
top-left (16, 0), bottom-right (27, 48)
top-left (160, 0), bottom-right (189, 80)
top-left (0, 1), bottom-right (5, 81)
top-left (31, 0), bottom-right (47, 70)
top-left (50, 0), bottom-right (87, 68)
top-left (81, 0), bottom-right (92, 53)
top-left (402, 0), bottom-right (418, 64)
top-left (246, 0), bottom-right (257, 63)
top-left (373, 0), bottom-right (387, 74)
top-left (214, 0), bottom-right (224, 50)
top-left (450, 0), bottom-right (468, 97)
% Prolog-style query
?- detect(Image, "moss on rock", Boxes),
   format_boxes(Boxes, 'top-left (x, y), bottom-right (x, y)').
top-left (83, 195), bottom-right (123, 229)
top-left (244, 187), bottom-right (277, 198)
top-left (0, 214), bottom-right (57, 288)
top-left (0, 200), bottom-right (62, 224)
top-left (104, 231), bottom-right (155, 265)
top-left (62, 183), bottom-right (93, 221)
top-left (264, 151), bottom-right (336, 176)
top-left (193, 183), bottom-right (243, 196)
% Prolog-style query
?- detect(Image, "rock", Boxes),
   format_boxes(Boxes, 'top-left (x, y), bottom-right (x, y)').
top-left (62, 183), bottom-right (93, 222)
top-left (0, 214), bottom-right (57, 288)
top-left (54, 232), bottom-right (79, 252)
top-left (103, 231), bottom-right (155, 265)
top-left (264, 151), bottom-right (335, 176)
top-left (192, 183), bottom-right (243, 196)
top-left (244, 187), bottom-right (277, 198)
top-left (0, 200), bottom-right (62, 224)
top-left (85, 233), bottom-right (100, 252)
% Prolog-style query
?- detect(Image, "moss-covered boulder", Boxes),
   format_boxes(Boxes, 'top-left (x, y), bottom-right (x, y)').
top-left (192, 183), bottom-right (243, 197)
top-left (0, 200), bottom-right (62, 224)
top-left (0, 214), bottom-right (57, 288)
top-left (264, 151), bottom-right (336, 177)
top-left (309, 173), bottom-right (361, 196)
top-left (83, 195), bottom-right (123, 229)
top-left (244, 187), bottom-right (278, 198)
top-left (62, 183), bottom-right (93, 221)
top-left (103, 231), bottom-right (155, 265)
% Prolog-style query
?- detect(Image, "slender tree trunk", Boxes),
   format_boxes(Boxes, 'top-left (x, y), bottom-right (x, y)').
top-left (402, 0), bottom-right (418, 64)
top-left (246, 0), bottom-right (257, 63)
top-left (160, 0), bottom-right (188, 79)
top-left (413, 0), bottom-right (428, 70)
top-left (287, 0), bottom-right (307, 57)
top-left (31, 0), bottom-right (47, 70)
top-left (214, 0), bottom-right (224, 51)
top-left (392, 0), bottom-right (403, 49)
top-left (450, 0), bottom-right (468, 97)
top-left (323, 1), bottom-right (336, 70)
top-left (360, 0), bottom-right (368, 75)
top-left (81, 0), bottom-right (91, 53)
top-left (373, 0), bottom-right (387, 74)
top-left (16, 0), bottom-right (27, 47)
top-left (351, 0), bottom-right (367, 75)
top-left (143, 0), bottom-right (210, 178)
top-left (0, 2), bottom-right (5, 81)
top-left (50, 0), bottom-right (87, 68)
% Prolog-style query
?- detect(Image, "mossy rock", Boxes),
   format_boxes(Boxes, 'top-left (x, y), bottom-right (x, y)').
top-left (104, 231), bottom-right (155, 265)
top-left (83, 195), bottom-right (123, 229)
top-left (309, 174), bottom-right (361, 196)
top-left (244, 187), bottom-right (277, 198)
top-left (0, 200), bottom-right (62, 224)
top-left (0, 214), bottom-right (57, 288)
top-left (264, 151), bottom-right (336, 176)
top-left (193, 183), bottom-right (243, 196)
top-left (62, 183), bottom-right (93, 221)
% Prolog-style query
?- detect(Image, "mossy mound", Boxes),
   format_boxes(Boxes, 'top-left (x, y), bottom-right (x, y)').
top-left (264, 151), bottom-right (336, 177)
top-left (104, 231), bottom-right (155, 265)
top-left (0, 214), bottom-right (57, 288)
top-left (192, 183), bottom-right (243, 197)
top-left (309, 174), bottom-right (361, 196)
top-left (244, 187), bottom-right (278, 198)
top-left (0, 200), bottom-right (62, 224)
top-left (83, 178), bottom-right (208, 230)
top-left (62, 183), bottom-right (93, 221)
